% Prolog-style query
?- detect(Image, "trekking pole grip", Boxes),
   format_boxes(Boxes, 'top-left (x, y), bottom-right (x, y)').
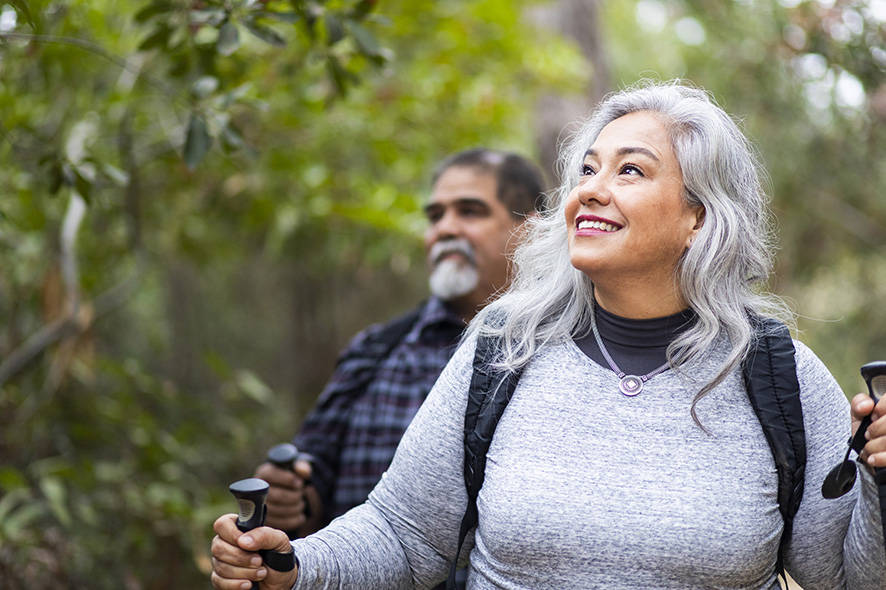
top-left (229, 478), bottom-right (269, 590)
top-left (267, 442), bottom-right (312, 518)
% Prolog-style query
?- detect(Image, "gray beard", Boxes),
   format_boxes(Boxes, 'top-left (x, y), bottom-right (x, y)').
top-left (428, 257), bottom-right (479, 301)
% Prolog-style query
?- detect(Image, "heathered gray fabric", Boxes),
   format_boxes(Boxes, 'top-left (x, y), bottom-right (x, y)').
top-left (291, 334), bottom-right (886, 589)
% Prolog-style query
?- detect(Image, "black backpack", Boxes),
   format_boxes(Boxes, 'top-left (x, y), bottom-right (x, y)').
top-left (447, 317), bottom-right (805, 588)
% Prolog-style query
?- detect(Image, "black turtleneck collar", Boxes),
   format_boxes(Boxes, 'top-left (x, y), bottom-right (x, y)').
top-left (575, 305), bottom-right (697, 376)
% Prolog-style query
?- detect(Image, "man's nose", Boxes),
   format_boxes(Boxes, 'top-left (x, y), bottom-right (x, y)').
top-left (431, 208), bottom-right (462, 239)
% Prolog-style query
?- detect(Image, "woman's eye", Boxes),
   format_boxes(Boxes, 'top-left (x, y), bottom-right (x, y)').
top-left (580, 164), bottom-right (596, 176)
top-left (621, 164), bottom-right (643, 176)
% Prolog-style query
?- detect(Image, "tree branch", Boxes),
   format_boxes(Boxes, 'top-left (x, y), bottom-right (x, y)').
top-left (0, 316), bottom-right (79, 387)
top-left (0, 186), bottom-right (143, 389)
top-left (0, 266), bottom-right (142, 389)
top-left (60, 193), bottom-right (86, 314)
top-left (0, 32), bottom-right (175, 98)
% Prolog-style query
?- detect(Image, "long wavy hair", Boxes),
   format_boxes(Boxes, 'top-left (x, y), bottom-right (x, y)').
top-left (469, 80), bottom-right (791, 423)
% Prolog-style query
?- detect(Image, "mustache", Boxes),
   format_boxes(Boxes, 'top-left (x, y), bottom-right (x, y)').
top-left (428, 239), bottom-right (476, 266)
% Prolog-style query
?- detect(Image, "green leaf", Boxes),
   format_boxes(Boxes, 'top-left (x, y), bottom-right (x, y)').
top-left (325, 14), bottom-right (345, 45)
top-left (101, 163), bottom-right (130, 186)
top-left (60, 162), bottom-right (76, 188)
top-left (40, 477), bottom-right (70, 527)
top-left (350, 0), bottom-right (377, 20)
top-left (217, 21), bottom-right (240, 56)
top-left (301, 2), bottom-right (323, 32)
top-left (167, 25), bottom-right (188, 49)
top-left (220, 122), bottom-right (245, 152)
top-left (256, 11), bottom-right (299, 24)
top-left (134, 1), bottom-right (174, 23)
top-left (221, 83), bottom-right (254, 108)
top-left (204, 350), bottom-right (232, 379)
top-left (9, 0), bottom-right (35, 30)
top-left (48, 161), bottom-right (64, 194)
top-left (245, 21), bottom-right (286, 47)
top-left (235, 370), bottom-right (273, 404)
top-left (0, 488), bottom-right (27, 520)
top-left (72, 166), bottom-right (92, 202)
top-left (229, 83), bottom-right (253, 100)
top-left (183, 112), bottom-right (211, 170)
top-left (191, 8), bottom-right (226, 27)
top-left (138, 25), bottom-right (172, 51)
top-left (191, 75), bottom-right (219, 99)
top-left (0, 467), bottom-right (27, 491)
top-left (3, 503), bottom-right (43, 541)
top-left (326, 54), bottom-right (349, 96)
top-left (348, 22), bottom-right (383, 58)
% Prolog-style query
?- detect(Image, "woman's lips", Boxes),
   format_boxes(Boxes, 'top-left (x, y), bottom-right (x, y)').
top-left (575, 215), bottom-right (622, 235)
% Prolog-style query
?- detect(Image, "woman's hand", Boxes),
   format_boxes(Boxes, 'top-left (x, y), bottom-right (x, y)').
top-left (850, 393), bottom-right (886, 469)
top-left (210, 514), bottom-right (298, 590)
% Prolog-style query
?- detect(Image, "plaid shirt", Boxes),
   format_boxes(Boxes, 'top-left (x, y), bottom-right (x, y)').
top-left (294, 297), bottom-right (464, 522)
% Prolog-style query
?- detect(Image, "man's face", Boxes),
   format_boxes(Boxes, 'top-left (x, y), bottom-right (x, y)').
top-left (423, 166), bottom-right (524, 314)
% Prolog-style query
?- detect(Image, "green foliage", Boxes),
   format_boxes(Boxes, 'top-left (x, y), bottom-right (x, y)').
top-left (0, 0), bottom-right (582, 586)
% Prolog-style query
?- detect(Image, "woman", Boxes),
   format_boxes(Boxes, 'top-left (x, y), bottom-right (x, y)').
top-left (211, 81), bottom-right (886, 589)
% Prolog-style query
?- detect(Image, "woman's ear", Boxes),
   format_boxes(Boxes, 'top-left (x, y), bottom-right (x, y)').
top-left (693, 205), bottom-right (706, 230)
top-left (686, 205), bottom-right (705, 248)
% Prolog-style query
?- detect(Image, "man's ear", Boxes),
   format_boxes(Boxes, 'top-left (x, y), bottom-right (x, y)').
top-left (507, 212), bottom-right (535, 250)
top-left (521, 210), bottom-right (540, 223)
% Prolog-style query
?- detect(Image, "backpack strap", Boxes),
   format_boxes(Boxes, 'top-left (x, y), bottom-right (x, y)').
top-left (360, 305), bottom-right (423, 361)
top-left (742, 317), bottom-right (805, 581)
top-left (331, 305), bottom-right (423, 388)
top-left (876, 470), bottom-right (886, 559)
top-left (446, 332), bottom-right (523, 590)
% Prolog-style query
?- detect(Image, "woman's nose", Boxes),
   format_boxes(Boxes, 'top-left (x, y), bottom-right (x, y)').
top-left (576, 176), bottom-right (612, 207)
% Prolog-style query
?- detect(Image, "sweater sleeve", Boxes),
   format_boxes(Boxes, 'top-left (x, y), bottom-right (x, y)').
top-left (289, 334), bottom-right (478, 589)
top-left (785, 341), bottom-right (886, 589)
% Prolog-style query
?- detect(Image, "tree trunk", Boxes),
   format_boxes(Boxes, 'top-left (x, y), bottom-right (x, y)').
top-left (531, 0), bottom-right (613, 184)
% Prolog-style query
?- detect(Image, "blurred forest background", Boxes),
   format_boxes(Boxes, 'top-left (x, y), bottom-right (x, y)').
top-left (0, 0), bottom-right (884, 587)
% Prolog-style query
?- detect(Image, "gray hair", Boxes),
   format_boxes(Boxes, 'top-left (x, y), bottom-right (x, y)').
top-left (470, 80), bottom-right (791, 424)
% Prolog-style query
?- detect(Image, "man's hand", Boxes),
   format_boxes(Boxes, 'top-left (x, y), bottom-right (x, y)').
top-left (210, 514), bottom-right (298, 590)
top-left (850, 393), bottom-right (886, 469)
top-left (255, 459), bottom-right (314, 531)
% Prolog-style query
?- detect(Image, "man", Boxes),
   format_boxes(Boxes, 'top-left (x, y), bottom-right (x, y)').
top-left (255, 149), bottom-right (544, 539)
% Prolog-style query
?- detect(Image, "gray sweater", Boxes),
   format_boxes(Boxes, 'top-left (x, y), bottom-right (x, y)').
top-left (291, 334), bottom-right (885, 589)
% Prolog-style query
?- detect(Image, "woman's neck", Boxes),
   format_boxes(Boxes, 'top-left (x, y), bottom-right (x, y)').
top-left (592, 280), bottom-right (687, 319)
top-left (574, 304), bottom-right (696, 376)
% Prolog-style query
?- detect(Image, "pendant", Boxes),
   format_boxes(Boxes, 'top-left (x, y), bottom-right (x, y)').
top-left (619, 375), bottom-right (643, 396)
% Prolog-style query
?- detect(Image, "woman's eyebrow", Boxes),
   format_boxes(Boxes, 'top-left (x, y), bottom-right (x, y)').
top-left (584, 147), bottom-right (660, 162)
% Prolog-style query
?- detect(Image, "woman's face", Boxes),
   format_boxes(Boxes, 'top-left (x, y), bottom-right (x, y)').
top-left (564, 111), bottom-right (703, 287)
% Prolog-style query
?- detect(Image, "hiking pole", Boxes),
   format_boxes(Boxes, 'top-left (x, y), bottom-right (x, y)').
top-left (860, 362), bottom-right (886, 560)
top-left (230, 478), bottom-right (269, 590)
top-left (229, 478), bottom-right (297, 588)
top-left (822, 362), bottom-right (886, 511)
top-left (267, 442), bottom-right (312, 518)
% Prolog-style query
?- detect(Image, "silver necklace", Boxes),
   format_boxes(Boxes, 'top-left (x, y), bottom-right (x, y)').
top-left (590, 308), bottom-right (670, 397)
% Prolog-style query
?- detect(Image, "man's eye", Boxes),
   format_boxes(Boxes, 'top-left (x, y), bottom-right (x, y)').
top-left (580, 164), bottom-right (596, 176)
top-left (459, 205), bottom-right (487, 217)
top-left (425, 209), bottom-right (443, 222)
